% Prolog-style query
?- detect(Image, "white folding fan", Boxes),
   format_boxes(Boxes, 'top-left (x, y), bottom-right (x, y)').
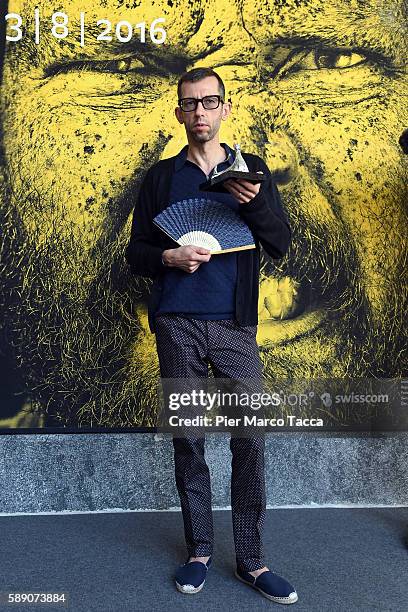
top-left (153, 198), bottom-right (255, 254)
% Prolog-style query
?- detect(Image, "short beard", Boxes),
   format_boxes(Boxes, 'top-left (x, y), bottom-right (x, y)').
top-left (258, 179), bottom-right (408, 382)
top-left (0, 172), bottom-right (162, 427)
top-left (188, 123), bottom-right (220, 144)
top-left (0, 169), bottom-right (407, 428)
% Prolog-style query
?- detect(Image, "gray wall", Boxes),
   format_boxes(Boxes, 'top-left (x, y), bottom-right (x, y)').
top-left (1, 433), bottom-right (407, 513)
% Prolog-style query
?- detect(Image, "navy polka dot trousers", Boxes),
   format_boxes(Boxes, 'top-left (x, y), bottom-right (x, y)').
top-left (155, 314), bottom-right (267, 572)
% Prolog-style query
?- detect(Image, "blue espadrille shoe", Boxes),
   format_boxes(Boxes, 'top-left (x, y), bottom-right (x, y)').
top-left (235, 566), bottom-right (298, 604)
top-left (175, 556), bottom-right (212, 594)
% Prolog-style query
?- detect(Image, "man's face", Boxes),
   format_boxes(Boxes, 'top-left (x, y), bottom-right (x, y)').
top-left (1, 0), bottom-right (407, 426)
top-left (175, 76), bottom-right (228, 143)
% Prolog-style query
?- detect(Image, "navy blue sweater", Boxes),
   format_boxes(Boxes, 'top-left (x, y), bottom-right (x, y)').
top-left (156, 144), bottom-right (238, 319)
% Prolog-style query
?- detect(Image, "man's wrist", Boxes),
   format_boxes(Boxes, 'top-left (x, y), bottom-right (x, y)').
top-left (161, 250), bottom-right (170, 266)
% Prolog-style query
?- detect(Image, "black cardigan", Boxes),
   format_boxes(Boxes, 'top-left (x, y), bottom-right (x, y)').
top-left (125, 151), bottom-right (292, 333)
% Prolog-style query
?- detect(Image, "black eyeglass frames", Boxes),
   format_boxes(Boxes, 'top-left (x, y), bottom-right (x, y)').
top-left (178, 95), bottom-right (224, 112)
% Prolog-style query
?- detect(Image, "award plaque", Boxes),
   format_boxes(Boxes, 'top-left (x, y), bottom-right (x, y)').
top-left (200, 144), bottom-right (267, 193)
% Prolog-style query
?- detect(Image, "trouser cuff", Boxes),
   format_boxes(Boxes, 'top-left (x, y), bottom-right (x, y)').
top-left (237, 557), bottom-right (266, 572)
top-left (188, 546), bottom-right (213, 557)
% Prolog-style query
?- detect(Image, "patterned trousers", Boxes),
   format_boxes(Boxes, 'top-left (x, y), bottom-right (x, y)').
top-left (155, 314), bottom-right (266, 572)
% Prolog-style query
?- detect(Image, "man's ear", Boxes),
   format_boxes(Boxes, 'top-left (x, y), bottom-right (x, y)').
top-left (221, 100), bottom-right (232, 121)
top-left (175, 107), bottom-right (184, 124)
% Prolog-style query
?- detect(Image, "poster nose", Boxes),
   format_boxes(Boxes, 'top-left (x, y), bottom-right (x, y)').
top-left (218, 105), bottom-right (300, 186)
top-left (263, 134), bottom-right (300, 185)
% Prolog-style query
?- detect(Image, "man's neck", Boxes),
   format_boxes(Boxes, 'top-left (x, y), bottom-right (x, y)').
top-left (186, 139), bottom-right (228, 177)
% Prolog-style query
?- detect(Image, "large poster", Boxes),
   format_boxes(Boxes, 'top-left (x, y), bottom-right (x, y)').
top-left (0, 1), bottom-right (407, 430)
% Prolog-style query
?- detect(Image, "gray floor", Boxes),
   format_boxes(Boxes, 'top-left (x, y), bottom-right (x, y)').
top-left (1, 507), bottom-right (407, 612)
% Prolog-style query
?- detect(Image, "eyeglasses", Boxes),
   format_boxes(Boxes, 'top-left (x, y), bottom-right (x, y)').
top-left (178, 95), bottom-right (224, 112)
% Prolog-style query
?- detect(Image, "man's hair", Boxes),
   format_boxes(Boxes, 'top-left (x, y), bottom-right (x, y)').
top-left (177, 67), bottom-right (226, 101)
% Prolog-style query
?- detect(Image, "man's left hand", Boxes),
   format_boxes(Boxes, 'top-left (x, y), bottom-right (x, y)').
top-left (223, 178), bottom-right (261, 204)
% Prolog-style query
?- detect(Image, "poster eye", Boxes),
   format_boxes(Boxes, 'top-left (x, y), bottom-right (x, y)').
top-left (107, 57), bottom-right (145, 73)
top-left (44, 56), bottom-right (145, 78)
top-left (314, 49), bottom-right (367, 70)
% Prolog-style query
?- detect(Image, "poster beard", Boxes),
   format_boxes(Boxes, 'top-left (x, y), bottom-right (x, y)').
top-left (1, 165), bottom-right (406, 428)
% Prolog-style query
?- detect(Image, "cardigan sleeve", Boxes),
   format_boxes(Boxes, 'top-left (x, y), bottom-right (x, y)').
top-left (238, 157), bottom-right (292, 260)
top-left (125, 167), bottom-right (166, 279)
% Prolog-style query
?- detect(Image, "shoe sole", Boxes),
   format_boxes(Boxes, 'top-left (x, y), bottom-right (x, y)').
top-left (176, 580), bottom-right (205, 594)
top-left (234, 571), bottom-right (298, 605)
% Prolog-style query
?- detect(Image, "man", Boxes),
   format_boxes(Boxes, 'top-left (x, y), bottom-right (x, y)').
top-left (125, 66), bottom-right (298, 602)
top-left (0, 0), bottom-right (406, 428)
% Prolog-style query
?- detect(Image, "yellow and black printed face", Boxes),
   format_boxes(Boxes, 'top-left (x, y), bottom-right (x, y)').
top-left (0, 0), bottom-right (407, 427)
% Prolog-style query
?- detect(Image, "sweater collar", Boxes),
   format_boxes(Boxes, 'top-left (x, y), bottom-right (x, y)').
top-left (174, 142), bottom-right (234, 172)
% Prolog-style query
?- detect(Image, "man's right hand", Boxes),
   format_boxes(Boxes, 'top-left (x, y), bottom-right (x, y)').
top-left (162, 246), bottom-right (211, 273)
